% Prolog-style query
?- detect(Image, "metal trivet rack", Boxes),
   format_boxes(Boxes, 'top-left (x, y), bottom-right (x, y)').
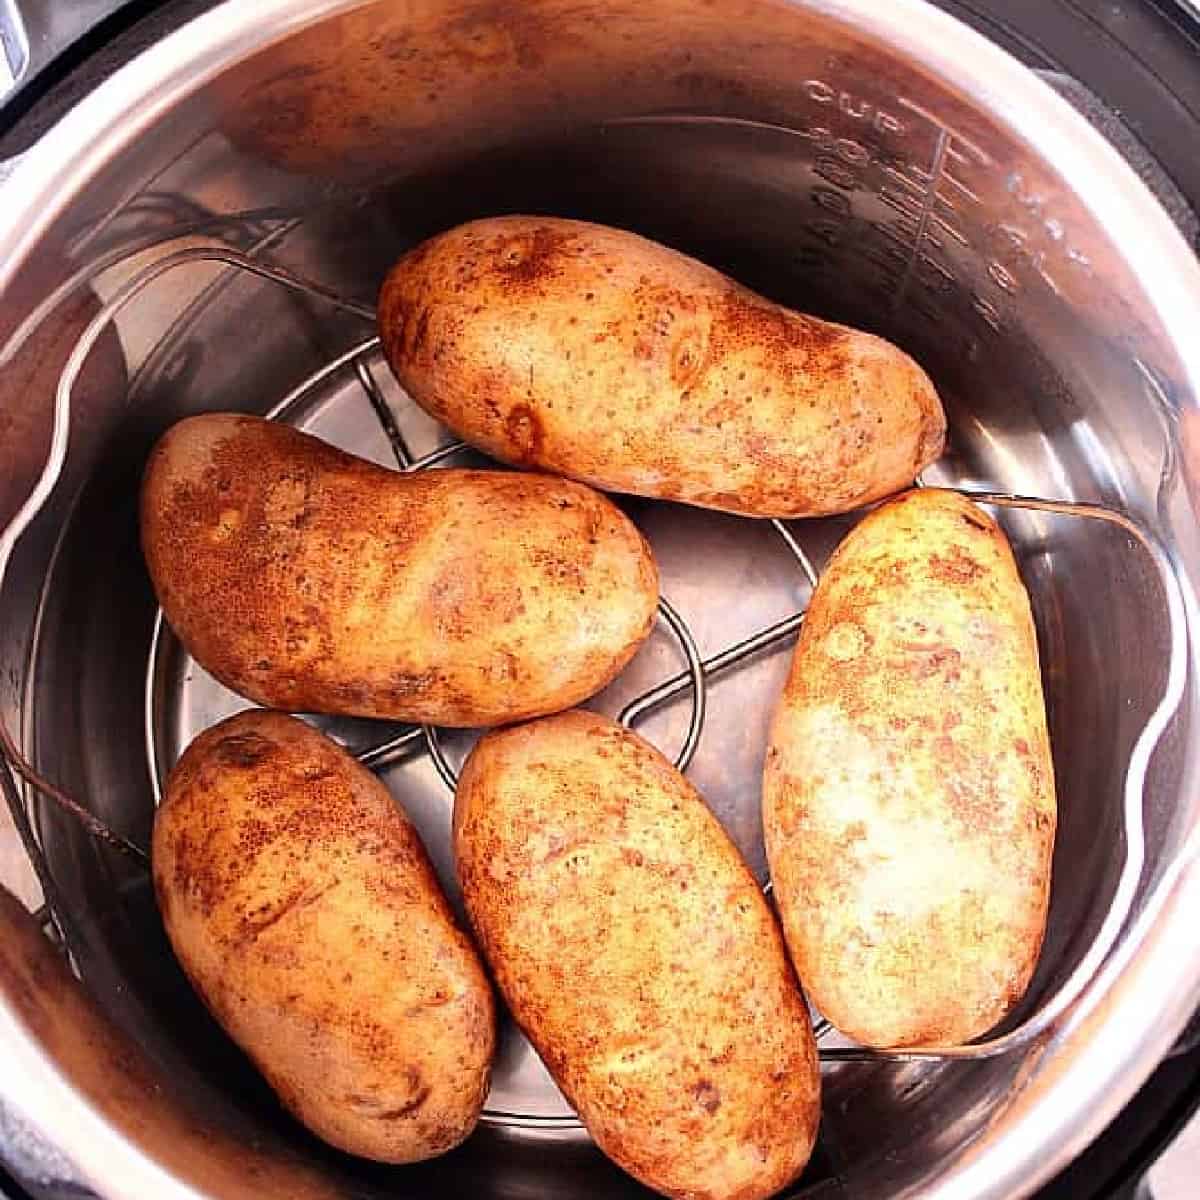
top-left (0, 240), bottom-right (1191, 1123)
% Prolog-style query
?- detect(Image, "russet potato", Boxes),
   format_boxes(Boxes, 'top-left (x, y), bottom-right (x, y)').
top-left (380, 216), bottom-right (945, 518)
top-left (153, 709), bottom-right (495, 1162)
top-left (455, 710), bottom-right (820, 1200)
top-left (764, 488), bottom-right (1056, 1047)
top-left (141, 413), bottom-right (658, 726)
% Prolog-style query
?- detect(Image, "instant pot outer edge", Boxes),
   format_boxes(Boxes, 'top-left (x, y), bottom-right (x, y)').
top-left (1, 1), bottom-right (1200, 1199)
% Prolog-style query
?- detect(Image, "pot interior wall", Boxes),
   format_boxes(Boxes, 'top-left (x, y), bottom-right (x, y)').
top-left (1, 1), bottom-right (1196, 1197)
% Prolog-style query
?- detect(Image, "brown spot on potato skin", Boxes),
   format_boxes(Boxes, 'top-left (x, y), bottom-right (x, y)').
top-left (141, 414), bottom-right (658, 726)
top-left (504, 403), bottom-right (544, 462)
top-left (934, 738), bottom-right (1003, 834)
top-left (691, 1079), bottom-right (722, 1114)
top-left (669, 325), bottom-right (708, 391)
top-left (492, 224), bottom-right (573, 291)
top-left (929, 545), bottom-right (985, 584)
top-left (378, 216), bottom-right (945, 518)
top-left (764, 489), bottom-right (1055, 1048)
top-left (900, 644), bottom-right (963, 682)
top-left (408, 306), bottom-right (433, 356)
top-left (716, 287), bottom-right (848, 365)
top-left (154, 710), bottom-right (496, 1164)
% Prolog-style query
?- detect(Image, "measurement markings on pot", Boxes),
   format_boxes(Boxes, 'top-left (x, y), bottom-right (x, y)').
top-left (790, 83), bottom-right (993, 340)
top-left (891, 100), bottom-right (1092, 298)
top-left (796, 82), bottom-right (1089, 346)
top-left (887, 99), bottom-right (990, 318)
top-left (801, 78), bottom-right (906, 134)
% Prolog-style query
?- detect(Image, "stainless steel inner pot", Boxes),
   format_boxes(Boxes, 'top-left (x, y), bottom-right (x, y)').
top-left (2, 1), bottom-right (1200, 1198)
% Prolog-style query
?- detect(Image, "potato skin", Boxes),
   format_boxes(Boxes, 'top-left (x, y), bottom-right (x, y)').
top-left (141, 413), bottom-right (657, 725)
top-left (379, 216), bottom-right (945, 518)
top-left (455, 710), bottom-right (820, 1200)
top-left (764, 489), bottom-right (1056, 1048)
top-left (152, 710), bottom-right (495, 1163)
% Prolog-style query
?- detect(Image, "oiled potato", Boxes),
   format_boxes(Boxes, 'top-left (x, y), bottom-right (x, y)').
top-left (764, 489), bottom-right (1056, 1047)
top-left (141, 414), bottom-right (657, 725)
top-left (153, 710), bottom-right (495, 1162)
top-left (455, 710), bottom-right (820, 1200)
top-left (379, 216), bottom-right (945, 518)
